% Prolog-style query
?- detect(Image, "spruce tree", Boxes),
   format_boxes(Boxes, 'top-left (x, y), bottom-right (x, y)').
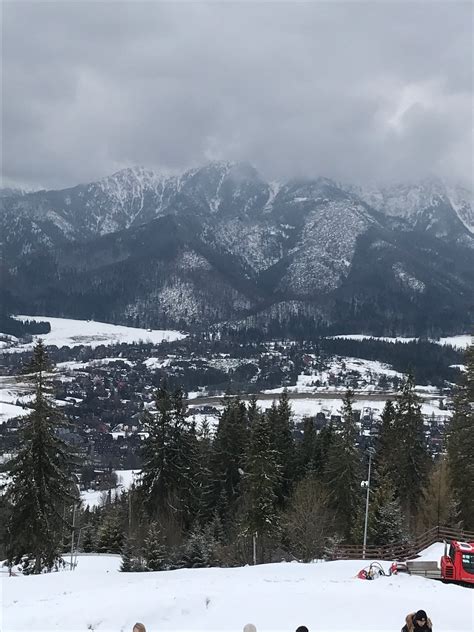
top-left (5, 341), bottom-right (79, 573)
top-left (97, 512), bottom-right (124, 553)
top-left (242, 410), bottom-right (281, 563)
top-left (367, 471), bottom-right (404, 546)
top-left (143, 522), bottom-right (166, 571)
top-left (120, 536), bottom-right (136, 572)
top-left (209, 397), bottom-right (248, 526)
top-left (391, 374), bottom-right (430, 528)
top-left (447, 342), bottom-right (474, 529)
top-left (140, 385), bottom-right (197, 530)
top-left (246, 394), bottom-right (259, 430)
top-left (194, 418), bottom-right (215, 524)
top-left (374, 400), bottom-right (396, 481)
top-left (324, 390), bottom-right (362, 540)
top-left (297, 417), bottom-right (317, 477)
top-left (272, 391), bottom-right (296, 504)
top-left (81, 526), bottom-right (96, 553)
top-left (312, 424), bottom-right (335, 478)
top-left (181, 523), bottom-right (216, 568)
top-left (120, 533), bottom-right (144, 572)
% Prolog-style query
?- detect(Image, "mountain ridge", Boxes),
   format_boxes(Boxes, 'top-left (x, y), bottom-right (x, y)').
top-left (1, 162), bottom-right (473, 337)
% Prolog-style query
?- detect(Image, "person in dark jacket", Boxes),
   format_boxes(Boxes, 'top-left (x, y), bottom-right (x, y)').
top-left (402, 610), bottom-right (432, 632)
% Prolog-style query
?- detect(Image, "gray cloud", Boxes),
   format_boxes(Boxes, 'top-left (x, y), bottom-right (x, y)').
top-left (2, 1), bottom-right (472, 190)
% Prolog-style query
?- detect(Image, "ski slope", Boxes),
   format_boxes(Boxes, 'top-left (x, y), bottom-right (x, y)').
top-left (1, 545), bottom-right (472, 632)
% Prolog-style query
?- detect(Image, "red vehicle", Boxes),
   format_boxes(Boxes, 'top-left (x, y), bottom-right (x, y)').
top-left (402, 540), bottom-right (474, 586)
top-left (441, 540), bottom-right (474, 584)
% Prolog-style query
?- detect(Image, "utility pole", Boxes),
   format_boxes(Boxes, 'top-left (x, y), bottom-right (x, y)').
top-left (70, 503), bottom-right (77, 570)
top-left (252, 532), bottom-right (257, 565)
top-left (362, 449), bottom-right (374, 560)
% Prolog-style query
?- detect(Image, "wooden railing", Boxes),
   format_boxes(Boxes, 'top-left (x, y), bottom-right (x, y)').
top-left (329, 525), bottom-right (474, 561)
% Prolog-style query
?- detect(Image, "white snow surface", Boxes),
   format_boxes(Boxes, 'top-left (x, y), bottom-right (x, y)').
top-left (0, 402), bottom-right (30, 424)
top-left (80, 470), bottom-right (141, 508)
top-left (1, 316), bottom-right (186, 352)
top-left (256, 397), bottom-right (445, 421)
top-left (331, 334), bottom-right (472, 350)
top-left (0, 377), bottom-right (34, 424)
top-left (1, 545), bottom-right (472, 632)
top-left (189, 394), bottom-right (447, 429)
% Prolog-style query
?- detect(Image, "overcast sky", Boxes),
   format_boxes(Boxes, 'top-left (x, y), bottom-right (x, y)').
top-left (2, 1), bottom-right (473, 190)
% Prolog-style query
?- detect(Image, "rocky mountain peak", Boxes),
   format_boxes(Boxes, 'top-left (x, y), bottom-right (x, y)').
top-left (1, 162), bottom-right (473, 336)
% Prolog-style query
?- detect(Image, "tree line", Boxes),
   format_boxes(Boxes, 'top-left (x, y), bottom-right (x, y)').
top-left (0, 314), bottom-right (51, 338)
top-left (1, 340), bottom-right (472, 573)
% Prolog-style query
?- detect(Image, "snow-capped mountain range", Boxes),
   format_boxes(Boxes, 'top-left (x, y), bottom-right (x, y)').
top-left (1, 162), bottom-right (473, 336)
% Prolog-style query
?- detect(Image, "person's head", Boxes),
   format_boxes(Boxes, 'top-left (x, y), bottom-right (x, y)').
top-left (133, 624), bottom-right (146, 632)
top-left (414, 611), bottom-right (428, 626)
top-left (296, 627), bottom-right (309, 632)
top-left (243, 625), bottom-right (257, 632)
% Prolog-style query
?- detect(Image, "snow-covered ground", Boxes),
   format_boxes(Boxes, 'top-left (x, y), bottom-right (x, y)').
top-left (1, 544), bottom-right (472, 632)
top-left (0, 376), bottom-right (34, 424)
top-left (331, 334), bottom-right (472, 350)
top-left (188, 393), bottom-right (448, 431)
top-left (265, 356), bottom-right (405, 395)
top-left (80, 470), bottom-right (142, 508)
top-left (0, 402), bottom-right (30, 423)
top-left (437, 335), bottom-right (472, 350)
top-left (257, 396), bottom-right (446, 422)
top-left (1, 316), bottom-right (187, 352)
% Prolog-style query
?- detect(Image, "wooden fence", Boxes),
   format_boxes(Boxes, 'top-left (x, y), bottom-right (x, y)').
top-left (329, 525), bottom-right (474, 561)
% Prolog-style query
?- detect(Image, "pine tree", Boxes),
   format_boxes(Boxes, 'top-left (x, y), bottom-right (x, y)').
top-left (120, 534), bottom-right (143, 572)
top-left (140, 385), bottom-right (197, 531)
top-left (120, 536), bottom-right (136, 572)
top-left (143, 522), bottom-right (166, 571)
top-left (97, 512), bottom-right (124, 553)
top-left (81, 526), bottom-right (96, 553)
top-left (5, 341), bottom-right (79, 573)
top-left (241, 410), bottom-right (281, 563)
top-left (391, 374), bottom-right (430, 528)
top-left (447, 342), bottom-right (474, 529)
top-left (312, 424), bottom-right (335, 478)
top-left (193, 418), bottom-right (214, 524)
top-left (367, 472), bottom-right (404, 546)
top-left (209, 397), bottom-right (248, 527)
top-left (181, 523), bottom-right (216, 568)
top-left (272, 391), bottom-right (296, 504)
top-left (324, 390), bottom-right (362, 540)
top-left (374, 400), bottom-right (396, 481)
top-left (297, 417), bottom-right (317, 477)
top-left (246, 395), bottom-right (259, 430)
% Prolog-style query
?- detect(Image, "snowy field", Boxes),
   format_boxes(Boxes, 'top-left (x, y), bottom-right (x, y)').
top-left (1, 316), bottom-right (187, 352)
top-left (1, 544), bottom-right (472, 632)
top-left (256, 396), bottom-right (446, 422)
top-left (187, 395), bottom-right (448, 430)
top-left (331, 334), bottom-right (472, 350)
top-left (0, 376), bottom-right (34, 424)
top-left (80, 470), bottom-right (142, 508)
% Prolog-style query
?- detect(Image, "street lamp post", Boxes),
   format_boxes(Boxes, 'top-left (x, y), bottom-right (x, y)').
top-left (362, 449), bottom-right (374, 560)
